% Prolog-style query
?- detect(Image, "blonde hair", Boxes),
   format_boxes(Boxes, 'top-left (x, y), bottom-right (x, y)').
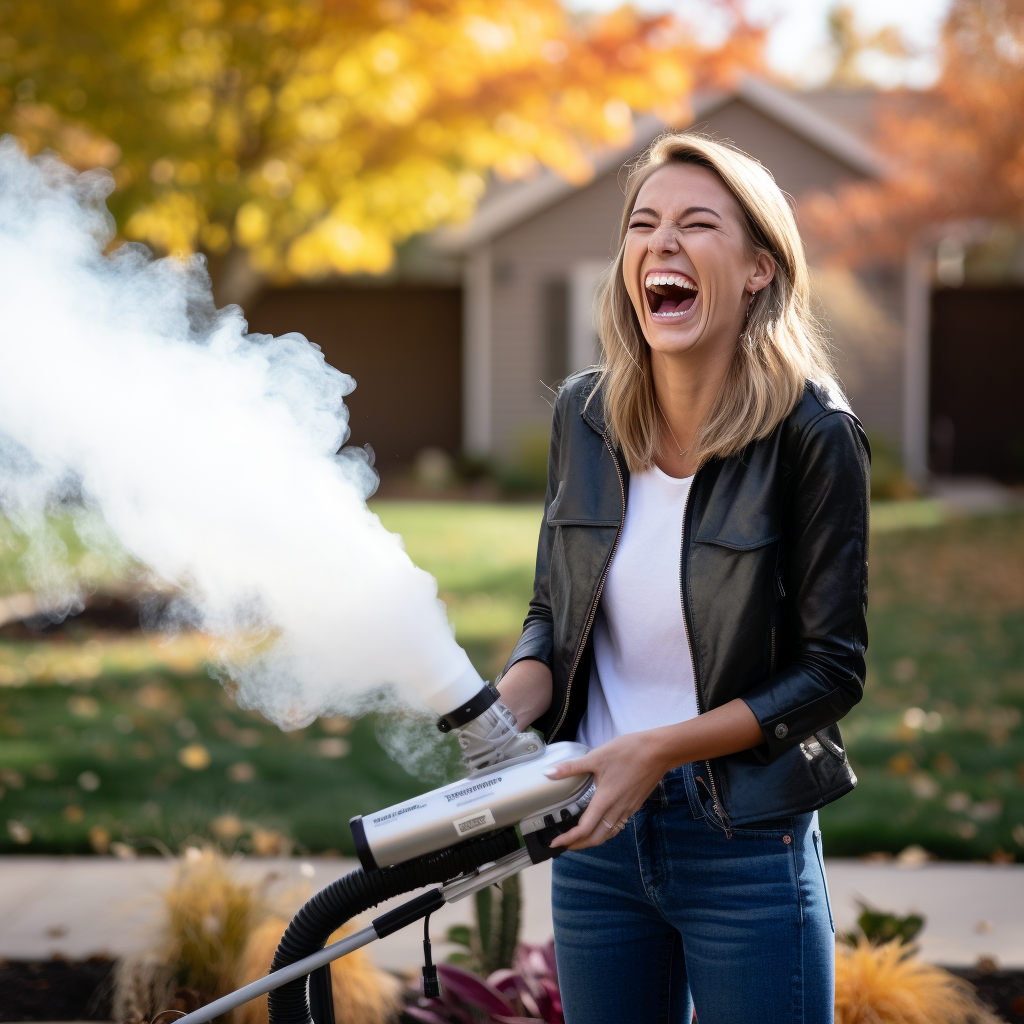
top-left (593, 133), bottom-right (837, 471)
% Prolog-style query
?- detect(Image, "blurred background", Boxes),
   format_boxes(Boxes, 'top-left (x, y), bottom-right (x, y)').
top-left (1, 1), bottom-right (1024, 1021)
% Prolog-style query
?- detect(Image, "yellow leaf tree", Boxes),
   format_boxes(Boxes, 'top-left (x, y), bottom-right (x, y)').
top-left (0, 0), bottom-right (761, 292)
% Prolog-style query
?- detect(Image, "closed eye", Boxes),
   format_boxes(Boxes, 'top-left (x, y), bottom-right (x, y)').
top-left (628, 219), bottom-right (718, 231)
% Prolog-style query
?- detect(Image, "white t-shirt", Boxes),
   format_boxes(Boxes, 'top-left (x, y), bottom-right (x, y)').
top-left (576, 465), bottom-right (698, 749)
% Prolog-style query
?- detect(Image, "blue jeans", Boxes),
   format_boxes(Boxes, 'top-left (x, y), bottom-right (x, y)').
top-left (551, 763), bottom-right (835, 1024)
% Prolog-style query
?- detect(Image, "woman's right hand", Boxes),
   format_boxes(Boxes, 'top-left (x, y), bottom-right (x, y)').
top-left (496, 658), bottom-right (553, 731)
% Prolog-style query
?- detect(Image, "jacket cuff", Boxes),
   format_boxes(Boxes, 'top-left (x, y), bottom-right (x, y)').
top-left (741, 686), bottom-right (843, 763)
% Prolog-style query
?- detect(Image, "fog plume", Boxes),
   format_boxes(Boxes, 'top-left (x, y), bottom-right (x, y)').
top-left (0, 140), bottom-right (475, 728)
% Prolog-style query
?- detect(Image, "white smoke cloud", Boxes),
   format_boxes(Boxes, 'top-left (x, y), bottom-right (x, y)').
top-left (0, 139), bottom-right (480, 728)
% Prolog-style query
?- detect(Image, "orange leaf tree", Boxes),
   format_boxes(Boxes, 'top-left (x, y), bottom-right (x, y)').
top-left (803, 0), bottom-right (1024, 265)
top-left (0, 0), bottom-right (760, 284)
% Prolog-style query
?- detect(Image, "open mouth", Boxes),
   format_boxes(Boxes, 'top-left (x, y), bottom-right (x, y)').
top-left (645, 272), bottom-right (698, 319)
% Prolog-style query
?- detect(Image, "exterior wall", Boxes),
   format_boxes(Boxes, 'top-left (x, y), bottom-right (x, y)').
top-left (484, 170), bottom-right (626, 458)
top-left (697, 98), bottom-right (864, 199)
top-left (820, 264), bottom-right (906, 446)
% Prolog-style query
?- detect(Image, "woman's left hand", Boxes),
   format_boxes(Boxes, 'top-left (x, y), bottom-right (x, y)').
top-left (544, 732), bottom-right (671, 850)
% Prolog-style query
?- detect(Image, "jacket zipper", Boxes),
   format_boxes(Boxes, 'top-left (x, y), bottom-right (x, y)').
top-left (768, 569), bottom-right (784, 676)
top-left (678, 471), bottom-right (732, 837)
top-left (550, 434), bottom-right (626, 740)
top-left (769, 572), bottom-right (784, 677)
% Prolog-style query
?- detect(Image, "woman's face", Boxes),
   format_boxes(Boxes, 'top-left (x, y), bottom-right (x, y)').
top-left (622, 162), bottom-right (774, 361)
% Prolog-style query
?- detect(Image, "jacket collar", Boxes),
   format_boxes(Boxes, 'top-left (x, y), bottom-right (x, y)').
top-left (576, 370), bottom-right (608, 437)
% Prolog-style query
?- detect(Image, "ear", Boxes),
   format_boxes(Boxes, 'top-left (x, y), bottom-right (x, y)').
top-left (746, 251), bottom-right (775, 295)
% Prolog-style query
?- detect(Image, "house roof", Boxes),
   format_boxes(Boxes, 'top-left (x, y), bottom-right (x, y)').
top-left (431, 76), bottom-right (884, 255)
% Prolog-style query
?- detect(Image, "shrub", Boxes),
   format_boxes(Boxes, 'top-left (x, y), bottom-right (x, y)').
top-left (113, 845), bottom-right (270, 1020)
top-left (835, 940), bottom-right (999, 1024)
top-left (498, 425), bottom-right (551, 495)
top-left (869, 432), bottom-right (919, 500)
top-left (841, 900), bottom-right (925, 948)
top-left (406, 940), bottom-right (562, 1024)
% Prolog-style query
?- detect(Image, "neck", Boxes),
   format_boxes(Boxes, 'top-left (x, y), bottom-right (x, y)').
top-left (649, 336), bottom-right (737, 476)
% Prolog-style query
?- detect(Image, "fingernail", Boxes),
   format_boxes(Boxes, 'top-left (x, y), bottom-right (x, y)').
top-left (544, 769), bottom-right (559, 778)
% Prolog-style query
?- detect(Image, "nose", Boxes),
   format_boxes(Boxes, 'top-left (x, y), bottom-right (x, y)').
top-left (648, 221), bottom-right (680, 255)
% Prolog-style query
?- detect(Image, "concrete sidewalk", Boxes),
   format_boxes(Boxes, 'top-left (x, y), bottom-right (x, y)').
top-left (2, 856), bottom-right (1023, 971)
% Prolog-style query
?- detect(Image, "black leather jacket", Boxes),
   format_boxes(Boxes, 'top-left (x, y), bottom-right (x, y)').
top-left (502, 370), bottom-right (870, 827)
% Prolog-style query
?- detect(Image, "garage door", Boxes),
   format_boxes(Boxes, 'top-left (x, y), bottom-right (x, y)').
top-left (930, 286), bottom-right (1024, 481)
top-left (245, 285), bottom-right (462, 473)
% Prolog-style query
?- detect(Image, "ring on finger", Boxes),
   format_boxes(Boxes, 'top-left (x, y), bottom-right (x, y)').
top-left (601, 818), bottom-right (615, 831)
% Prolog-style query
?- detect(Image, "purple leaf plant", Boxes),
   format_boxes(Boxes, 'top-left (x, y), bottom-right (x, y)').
top-left (404, 941), bottom-right (563, 1024)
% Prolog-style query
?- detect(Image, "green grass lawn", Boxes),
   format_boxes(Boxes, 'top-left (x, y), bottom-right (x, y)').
top-left (819, 508), bottom-right (1024, 861)
top-left (374, 501), bottom-right (544, 680)
top-left (0, 499), bottom-right (1022, 860)
top-left (0, 501), bottom-right (544, 856)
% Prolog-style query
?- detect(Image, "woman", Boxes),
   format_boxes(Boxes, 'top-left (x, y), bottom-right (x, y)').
top-left (496, 134), bottom-right (869, 1023)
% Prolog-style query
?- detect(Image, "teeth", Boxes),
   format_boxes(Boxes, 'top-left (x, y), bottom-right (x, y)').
top-left (645, 272), bottom-right (697, 290)
top-left (652, 309), bottom-right (691, 317)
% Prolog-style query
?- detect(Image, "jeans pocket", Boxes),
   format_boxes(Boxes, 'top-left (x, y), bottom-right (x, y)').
top-left (812, 830), bottom-right (835, 933)
top-left (681, 762), bottom-right (708, 821)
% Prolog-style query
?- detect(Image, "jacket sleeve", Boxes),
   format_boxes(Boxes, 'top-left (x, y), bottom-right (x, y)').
top-left (496, 390), bottom-right (566, 680)
top-left (741, 409), bottom-right (870, 762)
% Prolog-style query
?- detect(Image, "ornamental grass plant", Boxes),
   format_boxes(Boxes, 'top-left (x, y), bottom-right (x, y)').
top-left (834, 940), bottom-right (999, 1024)
top-left (163, 846), bottom-right (268, 998)
top-left (113, 846), bottom-right (401, 1024)
top-left (234, 916), bottom-right (401, 1024)
top-left (113, 845), bottom-right (272, 1020)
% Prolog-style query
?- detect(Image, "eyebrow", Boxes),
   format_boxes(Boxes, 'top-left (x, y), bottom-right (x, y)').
top-left (629, 205), bottom-right (722, 221)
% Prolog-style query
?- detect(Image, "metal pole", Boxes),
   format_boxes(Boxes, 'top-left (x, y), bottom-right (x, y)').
top-left (172, 924), bottom-right (379, 1024)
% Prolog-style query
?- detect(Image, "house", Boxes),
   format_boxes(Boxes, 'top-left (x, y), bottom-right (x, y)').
top-left (244, 78), bottom-right (1024, 483)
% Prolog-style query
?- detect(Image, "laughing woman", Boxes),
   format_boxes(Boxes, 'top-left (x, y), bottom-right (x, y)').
top-left (496, 134), bottom-right (869, 1024)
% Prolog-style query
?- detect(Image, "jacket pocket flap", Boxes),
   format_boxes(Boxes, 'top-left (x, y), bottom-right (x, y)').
top-left (691, 458), bottom-right (780, 550)
top-left (693, 514), bottom-right (779, 551)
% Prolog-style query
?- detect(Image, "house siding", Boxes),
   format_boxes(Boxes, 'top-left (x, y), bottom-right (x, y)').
top-left (486, 171), bottom-right (626, 457)
top-left (695, 98), bottom-right (864, 199)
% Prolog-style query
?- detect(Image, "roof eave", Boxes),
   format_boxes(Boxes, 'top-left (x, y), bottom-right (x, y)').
top-left (429, 78), bottom-right (883, 255)
top-left (731, 76), bottom-right (883, 179)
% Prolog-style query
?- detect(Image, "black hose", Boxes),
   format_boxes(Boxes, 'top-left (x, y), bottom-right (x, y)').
top-left (307, 963), bottom-right (335, 1024)
top-left (268, 827), bottom-right (520, 1024)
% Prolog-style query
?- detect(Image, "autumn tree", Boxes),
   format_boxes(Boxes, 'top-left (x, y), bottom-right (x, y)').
top-left (0, 0), bottom-right (760, 294)
top-left (804, 0), bottom-right (1024, 265)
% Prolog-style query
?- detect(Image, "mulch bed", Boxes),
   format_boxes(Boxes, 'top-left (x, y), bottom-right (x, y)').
top-left (0, 958), bottom-right (114, 1022)
top-left (948, 967), bottom-right (1024, 1023)
top-left (3, 956), bottom-right (1024, 1022)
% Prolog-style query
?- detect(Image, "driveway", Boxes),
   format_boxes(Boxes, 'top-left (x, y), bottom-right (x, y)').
top-left (1, 856), bottom-right (1022, 971)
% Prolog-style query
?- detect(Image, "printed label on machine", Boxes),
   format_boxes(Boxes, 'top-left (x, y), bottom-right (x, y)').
top-left (452, 808), bottom-right (496, 837)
